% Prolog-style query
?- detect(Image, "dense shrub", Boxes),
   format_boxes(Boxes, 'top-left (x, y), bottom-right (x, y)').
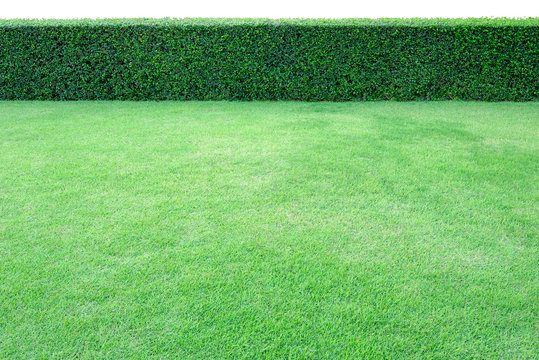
top-left (0, 18), bottom-right (537, 100)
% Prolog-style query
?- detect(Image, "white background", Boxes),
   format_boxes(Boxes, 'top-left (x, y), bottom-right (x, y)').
top-left (1, 0), bottom-right (537, 19)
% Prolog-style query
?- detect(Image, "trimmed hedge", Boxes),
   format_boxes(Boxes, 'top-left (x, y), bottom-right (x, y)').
top-left (0, 18), bottom-right (537, 101)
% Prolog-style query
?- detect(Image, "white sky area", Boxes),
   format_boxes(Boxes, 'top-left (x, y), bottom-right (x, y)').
top-left (1, 0), bottom-right (538, 19)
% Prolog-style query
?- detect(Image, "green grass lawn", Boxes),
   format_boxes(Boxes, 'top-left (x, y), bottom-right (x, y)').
top-left (0, 101), bottom-right (537, 359)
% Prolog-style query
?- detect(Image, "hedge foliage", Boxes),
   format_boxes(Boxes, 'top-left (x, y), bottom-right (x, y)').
top-left (0, 18), bottom-right (537, 100)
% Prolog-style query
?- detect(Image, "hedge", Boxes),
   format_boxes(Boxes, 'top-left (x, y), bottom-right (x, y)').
top-left (0, 18), bottom-right (537, 101)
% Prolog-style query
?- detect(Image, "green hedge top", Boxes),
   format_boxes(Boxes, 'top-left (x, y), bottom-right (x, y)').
top-left (0, 18), bottom-right (537, 101)
top-left (1, 17), bottom-right (538, 27)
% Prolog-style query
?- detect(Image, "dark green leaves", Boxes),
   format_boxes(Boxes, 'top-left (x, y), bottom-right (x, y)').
top-left (0, 19), bottom-right (537, 100)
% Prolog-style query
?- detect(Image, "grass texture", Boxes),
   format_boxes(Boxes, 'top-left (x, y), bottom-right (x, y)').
top-left (0, 101), bottom-right (537, 359)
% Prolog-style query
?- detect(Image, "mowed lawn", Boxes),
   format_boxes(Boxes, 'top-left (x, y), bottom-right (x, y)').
top-left (0, 101), bottom-right (537, 359)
